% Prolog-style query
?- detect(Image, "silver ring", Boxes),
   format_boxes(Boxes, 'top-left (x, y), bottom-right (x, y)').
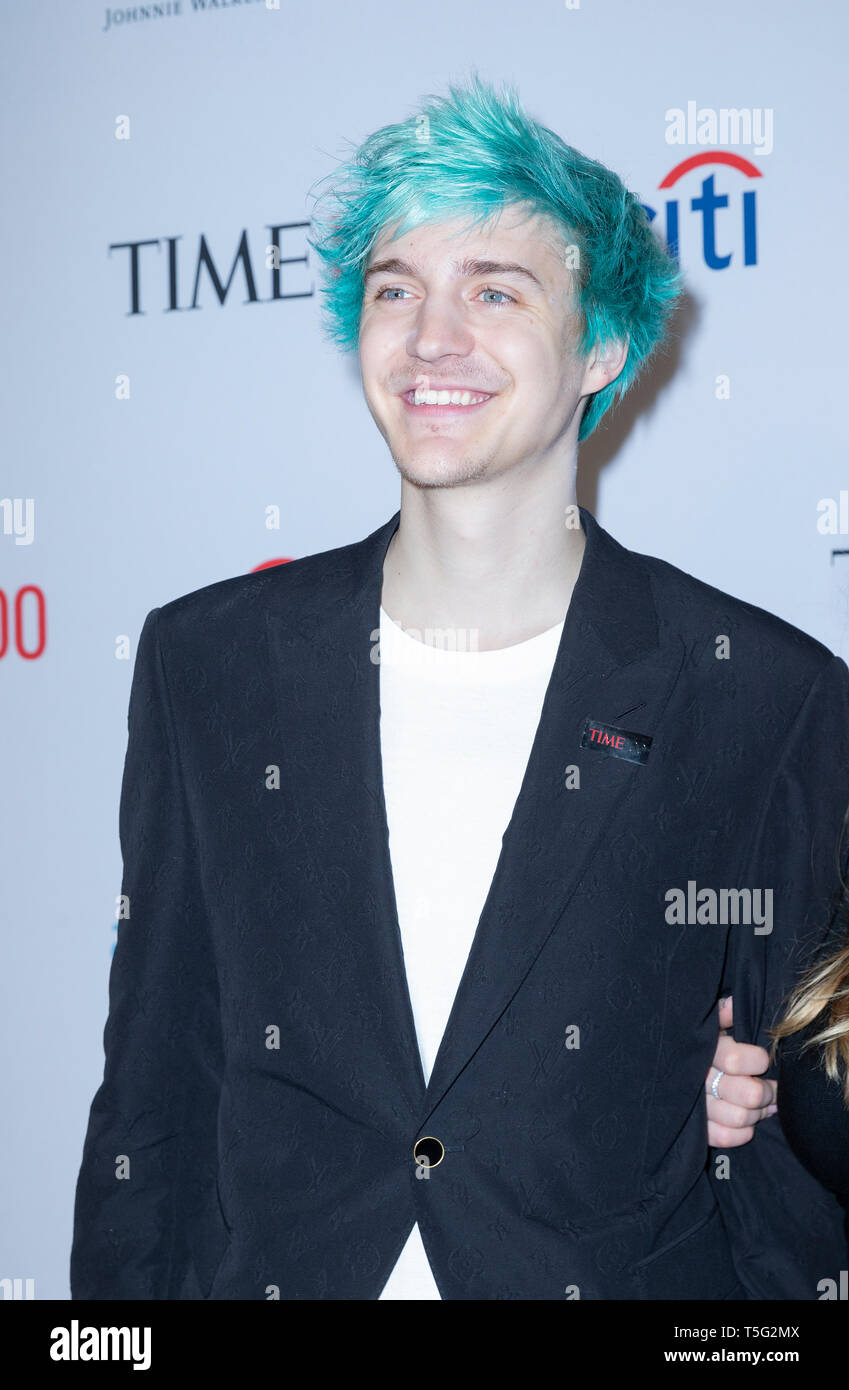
top-left (710, 1069), bottom-right (725, 1100)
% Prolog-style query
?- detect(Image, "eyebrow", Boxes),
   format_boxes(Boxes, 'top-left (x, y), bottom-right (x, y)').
top-left (363, 255), bottom-right (545, 291)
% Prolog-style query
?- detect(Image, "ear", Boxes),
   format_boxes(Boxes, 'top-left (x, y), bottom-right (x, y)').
top-left (580, 333), bottom-right (630, 397)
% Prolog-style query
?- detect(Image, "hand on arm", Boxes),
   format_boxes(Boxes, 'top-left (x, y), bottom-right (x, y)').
top-left (705, 995), bottom-right (777, 1148)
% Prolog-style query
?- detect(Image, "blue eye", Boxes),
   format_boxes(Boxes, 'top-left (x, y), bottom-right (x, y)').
top-left (372, 284), bottom-right (517, 305)
top-left (478, 287), bottom-right (516, 306)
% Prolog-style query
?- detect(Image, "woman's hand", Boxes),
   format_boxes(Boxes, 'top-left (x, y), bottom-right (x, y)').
top-left (706, 995), bottom-right (778, 1147)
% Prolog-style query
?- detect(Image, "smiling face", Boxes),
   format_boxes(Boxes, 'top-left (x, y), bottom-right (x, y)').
top-left (358, 204), bottom-right (614, 490)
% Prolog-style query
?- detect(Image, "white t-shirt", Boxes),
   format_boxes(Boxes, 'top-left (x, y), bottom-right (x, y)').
top-left (376, 602), bottom-right (565, 1299)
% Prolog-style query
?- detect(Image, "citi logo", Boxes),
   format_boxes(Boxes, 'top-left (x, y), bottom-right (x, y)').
top-left (642, 152), bottom-right (762, 269)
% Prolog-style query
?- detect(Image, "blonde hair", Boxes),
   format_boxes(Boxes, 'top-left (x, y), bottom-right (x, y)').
top-left (768, 811), bottom-right (849, 1105)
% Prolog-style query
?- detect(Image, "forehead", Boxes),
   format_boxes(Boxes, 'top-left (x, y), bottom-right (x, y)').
top-left (365, 205), bottom-right (570, 283)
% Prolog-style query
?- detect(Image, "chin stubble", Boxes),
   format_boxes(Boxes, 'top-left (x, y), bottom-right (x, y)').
top-left (390, 449), bottom-right (494, 488)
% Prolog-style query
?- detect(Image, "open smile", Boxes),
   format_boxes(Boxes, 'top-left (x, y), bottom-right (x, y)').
top-left (399, 386), bottom-right (495, 418)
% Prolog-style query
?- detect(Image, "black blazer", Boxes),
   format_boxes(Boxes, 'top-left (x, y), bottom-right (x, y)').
top-left (71, 506), bottom-right (849, 1300)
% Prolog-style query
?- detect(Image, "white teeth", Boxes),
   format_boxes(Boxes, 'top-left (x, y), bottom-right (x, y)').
top-left (410, 388), bottom-right (490, 406)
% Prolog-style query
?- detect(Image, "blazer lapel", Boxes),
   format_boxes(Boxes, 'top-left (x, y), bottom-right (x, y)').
top-left (264, 505), bottom-right (687, 1132)
top-left (418, 508), bottom-right (687, 1120)
top-left (264, 511), bottom-right (428, 1127)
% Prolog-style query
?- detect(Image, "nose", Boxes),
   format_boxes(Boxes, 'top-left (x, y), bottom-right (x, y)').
top-left (406, 288), bottom-right (476, 363)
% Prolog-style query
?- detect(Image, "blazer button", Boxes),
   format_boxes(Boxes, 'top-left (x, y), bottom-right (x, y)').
top-left (414, 1136), bottom-right (445, 1168)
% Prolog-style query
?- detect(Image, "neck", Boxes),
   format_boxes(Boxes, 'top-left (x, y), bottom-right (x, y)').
top-left (381, 473), bottom-right (585, 652)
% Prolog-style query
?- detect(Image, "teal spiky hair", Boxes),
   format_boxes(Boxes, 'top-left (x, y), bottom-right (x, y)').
top-left (307, 73), bottom-right (682, 441)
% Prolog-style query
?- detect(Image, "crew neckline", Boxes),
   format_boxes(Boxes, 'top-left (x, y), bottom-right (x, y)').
top-left (379, 603), bottom-right (565, 678)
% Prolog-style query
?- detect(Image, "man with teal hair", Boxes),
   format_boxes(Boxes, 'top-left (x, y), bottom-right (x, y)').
top-left (299, 74), bottom-right (839, 1299)
top-left (72, 76), bottom-right (846, 1304)
top-left (310, 72), bottom-right (681, 445)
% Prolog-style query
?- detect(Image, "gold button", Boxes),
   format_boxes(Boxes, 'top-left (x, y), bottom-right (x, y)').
top-left (413, 1136), bottom-right (445, 1168)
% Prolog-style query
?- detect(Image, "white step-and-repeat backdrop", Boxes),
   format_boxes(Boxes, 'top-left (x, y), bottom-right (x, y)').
top-left (2, 0), bottom-right (848, 1297)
